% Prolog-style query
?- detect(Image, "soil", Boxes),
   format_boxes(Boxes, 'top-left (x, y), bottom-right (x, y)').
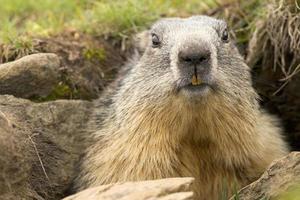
top-left (0, 31), bottom-right (131, 100)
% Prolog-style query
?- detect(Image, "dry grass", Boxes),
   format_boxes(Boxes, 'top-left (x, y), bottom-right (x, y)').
top-left (247, 0), bottom-right (300, 94)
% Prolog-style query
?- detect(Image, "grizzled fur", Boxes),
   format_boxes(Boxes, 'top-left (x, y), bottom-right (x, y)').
top-left (74, 16), bottom-right (288, 199)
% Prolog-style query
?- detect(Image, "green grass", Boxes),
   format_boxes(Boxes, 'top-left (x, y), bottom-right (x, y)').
top-left (275, 184), bottom-right (300, 200)
top-left (0, 0), bottom-right (86, 42)
top-left (0, 0), bottom-right (268, 64)
top-left (77, 0), bottom-right (223, 36)
top-left (0, 0), bottom-right (223, 44)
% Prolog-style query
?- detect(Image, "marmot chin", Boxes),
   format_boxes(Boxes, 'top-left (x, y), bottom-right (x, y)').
top-left (73, 16), bottom-right (288, 199)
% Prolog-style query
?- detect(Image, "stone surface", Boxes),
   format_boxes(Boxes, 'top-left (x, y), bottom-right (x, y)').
top-left (64, 178), bottom-right (194, 200)
top-left (0, 95), bottom-right (92, 200)
top-left (231, 152), bottom-right (300, 200)
top-left (0, 53), bottom-right (61, 98)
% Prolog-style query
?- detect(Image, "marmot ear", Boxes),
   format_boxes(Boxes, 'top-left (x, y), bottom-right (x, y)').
top-left (134, 30), bottom-right (150, 54)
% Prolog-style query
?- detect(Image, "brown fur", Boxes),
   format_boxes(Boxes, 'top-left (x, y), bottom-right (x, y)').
top-left (74, 16), bottom-right (288, 199)
top-left (76, 95), bottom-right (287, 199)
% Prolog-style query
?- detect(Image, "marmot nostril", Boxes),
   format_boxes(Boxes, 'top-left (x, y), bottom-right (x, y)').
top-left (199, 54), bottom-right (210, 62)
top-left (179, 50), bottom-right (211, 65)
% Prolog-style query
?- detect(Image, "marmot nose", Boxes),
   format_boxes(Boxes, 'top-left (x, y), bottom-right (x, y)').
top-left (178, 47), bottom-right (211, 66)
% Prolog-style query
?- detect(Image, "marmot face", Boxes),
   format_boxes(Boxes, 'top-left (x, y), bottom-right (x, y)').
top-left (140, 16), bottom-right (254, 104)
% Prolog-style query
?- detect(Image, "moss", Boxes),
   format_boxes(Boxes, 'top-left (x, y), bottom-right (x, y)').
top-left (275, 184), bottom-right (300, 200)
top-left (31, 82), bottom-right (80, 102)
top-left (83, 47), bottom-right (106, 62)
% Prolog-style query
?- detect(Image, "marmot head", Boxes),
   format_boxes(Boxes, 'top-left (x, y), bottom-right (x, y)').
top-left (125, 16), bottom-right (256, 107)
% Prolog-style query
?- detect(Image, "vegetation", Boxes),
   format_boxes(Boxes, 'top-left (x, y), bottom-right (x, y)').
top-left (0, 0), bottom-right (224, 44)
top-left (0, 0), bottom-right (268, 65)
top-left (276, 184), bottom-right (300, 200)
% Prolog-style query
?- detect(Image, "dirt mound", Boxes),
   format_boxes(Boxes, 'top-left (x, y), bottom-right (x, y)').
top-left (0, 31), bottom-right (128, 100)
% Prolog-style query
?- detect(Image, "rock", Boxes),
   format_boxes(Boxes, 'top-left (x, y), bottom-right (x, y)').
top-left (0, 53), bottom-right (61, 98)
top-left (0, 109), bottom-right (34, 199)
top-left (231, 152), bottom-right (300, 200)
top-left (0, 95), bottom-right (92, 200)
top-left (63, 178), bottom-right (194, 200)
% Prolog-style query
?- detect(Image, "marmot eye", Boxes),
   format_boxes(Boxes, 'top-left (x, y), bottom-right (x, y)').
top-left (221, 29), bottom-right (229, 42)
top-left (151, 33), bottom-right (160, 47)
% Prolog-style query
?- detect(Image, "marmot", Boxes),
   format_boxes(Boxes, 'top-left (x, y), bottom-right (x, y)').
top-left (73, 16), bottom-right (288, 199)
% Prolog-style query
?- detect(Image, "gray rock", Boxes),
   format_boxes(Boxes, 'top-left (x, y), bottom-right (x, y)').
top-left (231, 152), bottom-right (300, 200)
top-left (0, 95), bottom-right (92, 200)
top-left (0, 53), bottom-right (61, 98)
top-left (63, 178), bottom-right (194, 200)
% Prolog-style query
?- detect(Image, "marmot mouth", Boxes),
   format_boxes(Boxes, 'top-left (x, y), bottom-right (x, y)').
top-left (182, 83), bottom-right (211, 92)
top-left (175, 77), bottom-right (213, 93)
